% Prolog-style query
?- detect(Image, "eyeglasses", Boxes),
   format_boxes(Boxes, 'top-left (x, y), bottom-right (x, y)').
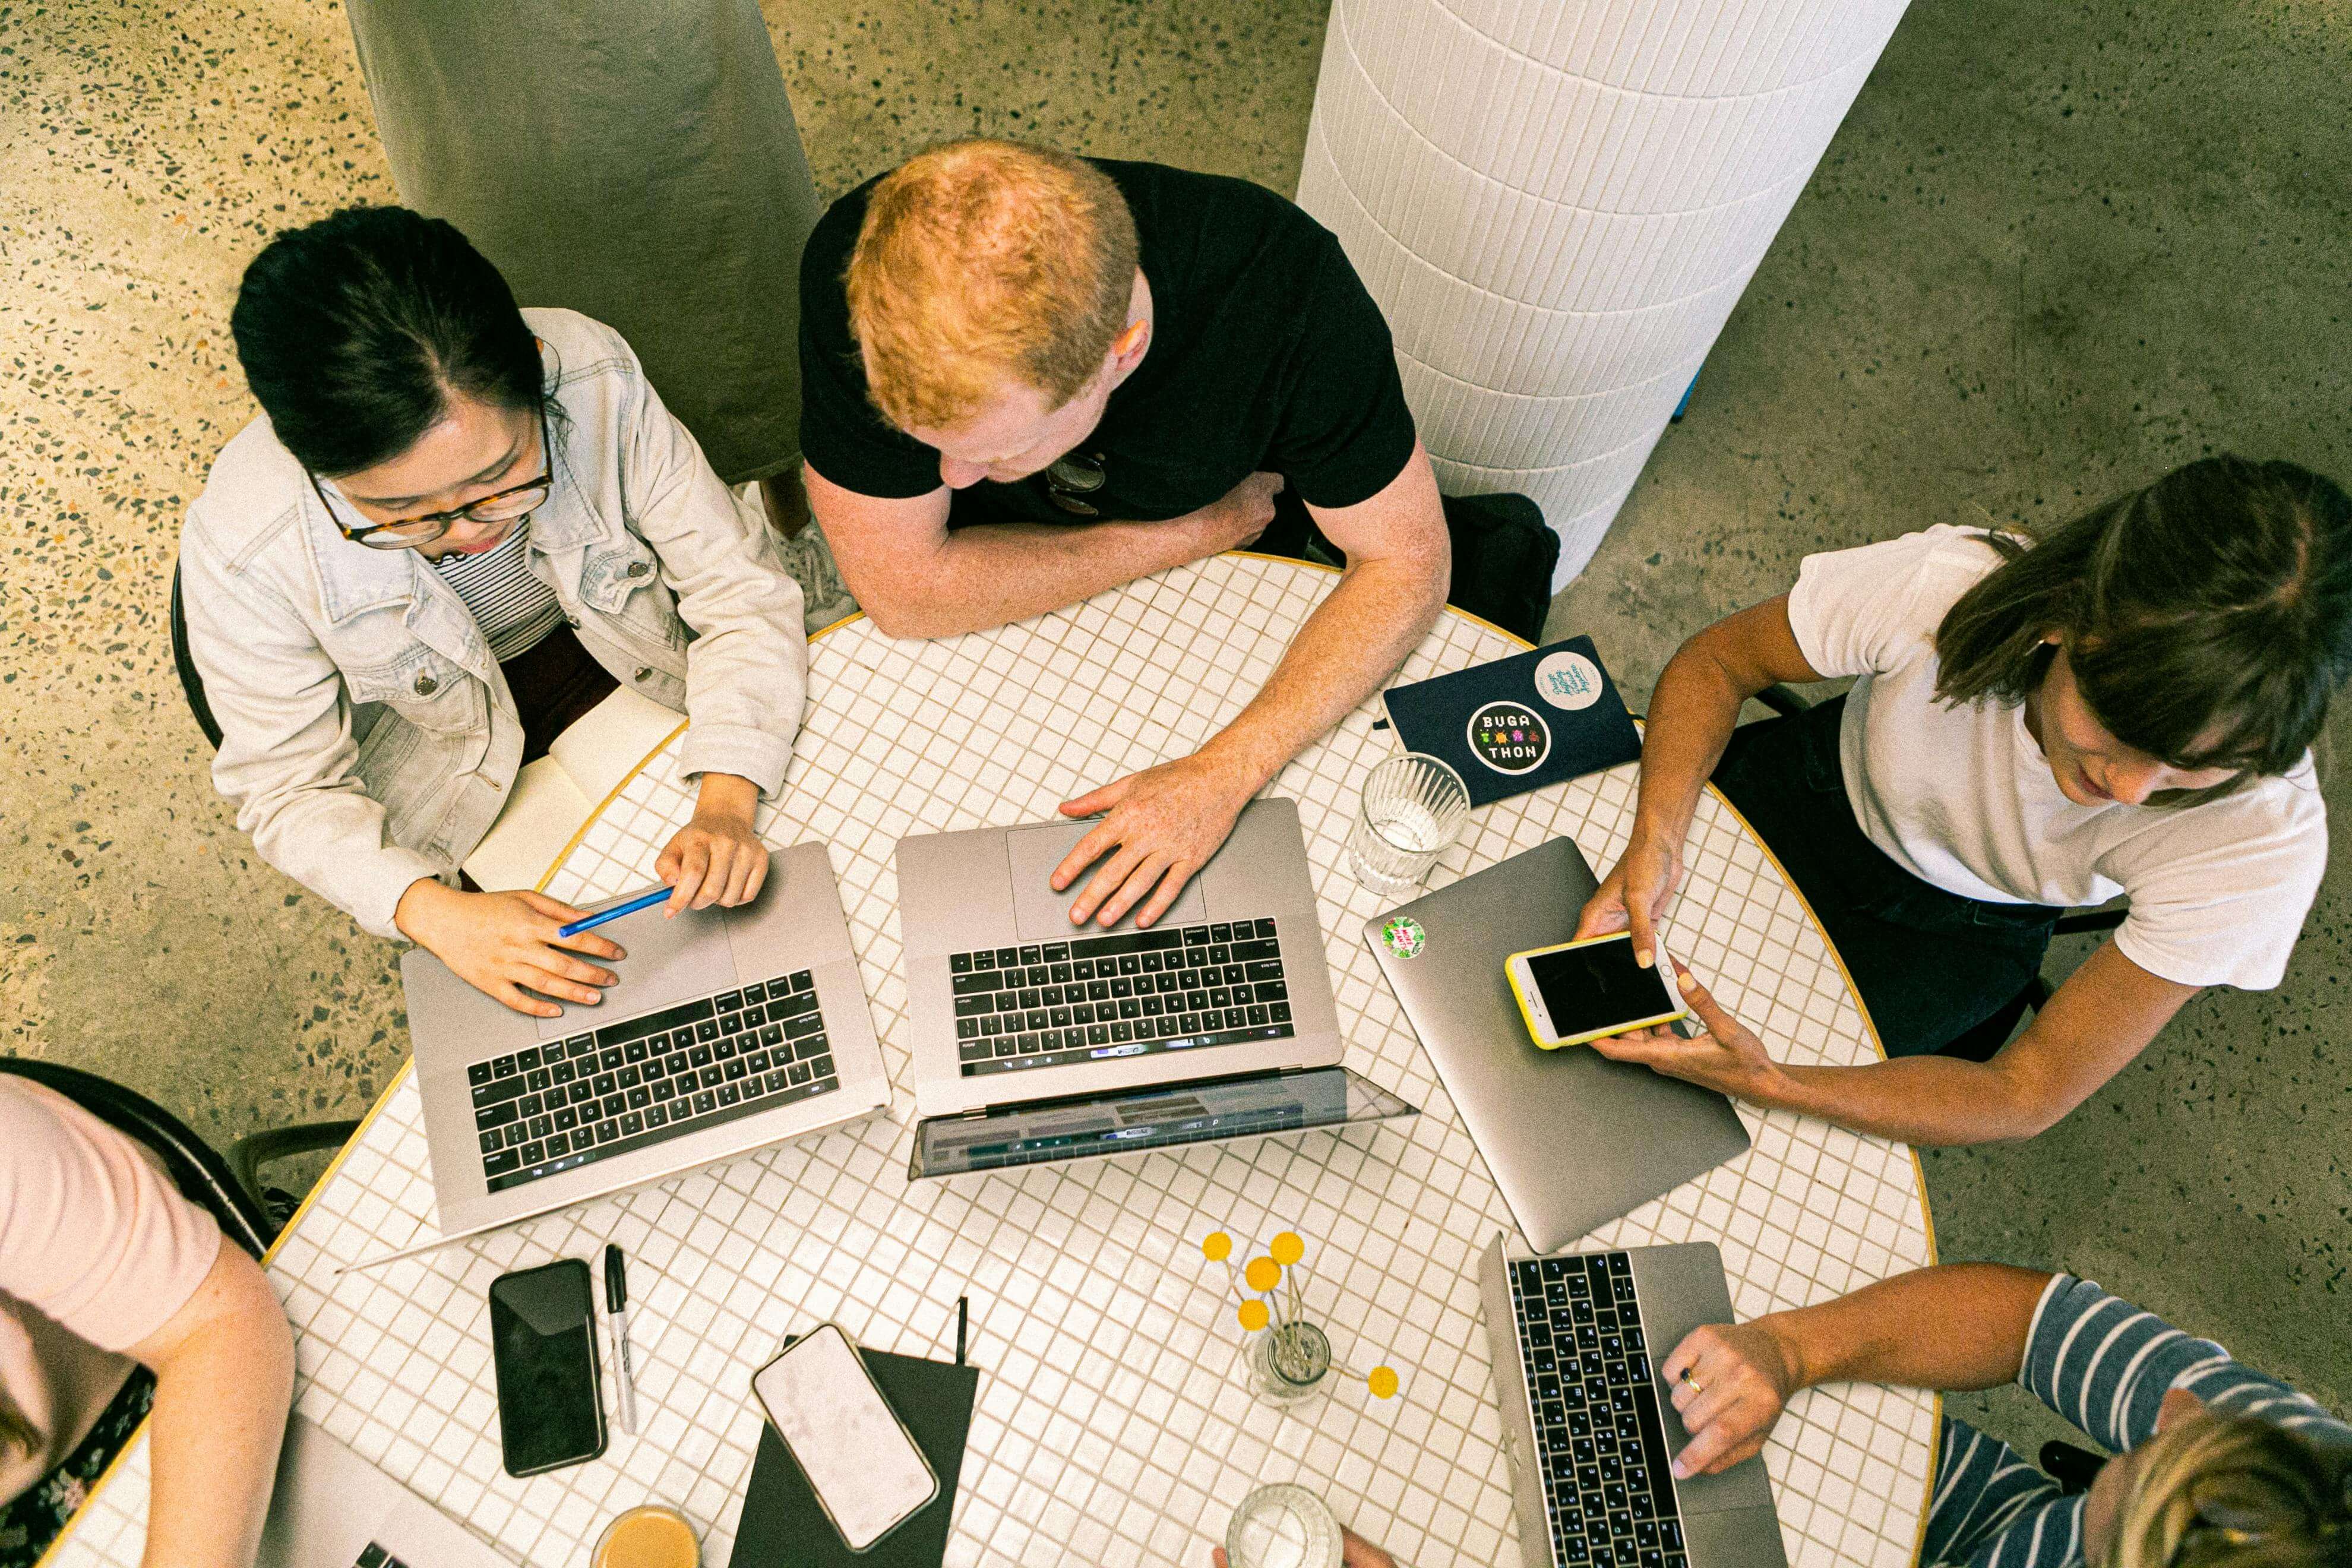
top-left (311, 411), bottom-right (553, 550)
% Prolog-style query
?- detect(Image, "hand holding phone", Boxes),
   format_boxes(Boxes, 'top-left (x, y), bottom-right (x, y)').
top-left (751, 1325), bottom-right (938, 1551)
top-left (1506, 931), bottom-right (1689, 1048)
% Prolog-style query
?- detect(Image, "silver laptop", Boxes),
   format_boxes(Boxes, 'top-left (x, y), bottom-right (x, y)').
top-left (395, 841), bottom-right (889, 1261)
top-left (897, 798), bottom-right (1344, 1121)
top-left (1479, 1236), bottom-right (1787, 1568)
top-left (1362, 837), bottom-right (1749, 1252)
top-left (908, 1064), bottom-right (1416, 1178)
top-left (259, 1414), bottom-right (510, 1568)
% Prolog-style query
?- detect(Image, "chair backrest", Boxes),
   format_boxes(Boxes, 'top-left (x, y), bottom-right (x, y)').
top-left (170, 561), bottom-right (224, 750)
top-left (0, 1059), bottom-right (273, 1258)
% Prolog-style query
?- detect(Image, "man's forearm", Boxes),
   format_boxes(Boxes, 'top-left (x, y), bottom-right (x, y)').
top-left (869, 518), bottom-right (1218, 638)
top-left (1200, 551), bottom-right (1446, 788)
top-left (1762, 1264), bottom-right (2053, 1394)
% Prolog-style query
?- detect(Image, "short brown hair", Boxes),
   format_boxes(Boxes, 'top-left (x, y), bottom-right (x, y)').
top-left (1934, 456), bottom-right (2352, 805)
top-left (845, 139), bottom-right (1140, 432)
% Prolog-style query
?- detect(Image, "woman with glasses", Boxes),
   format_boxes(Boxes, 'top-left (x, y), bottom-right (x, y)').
top-left (179, 206), bottom-right (808, 1017)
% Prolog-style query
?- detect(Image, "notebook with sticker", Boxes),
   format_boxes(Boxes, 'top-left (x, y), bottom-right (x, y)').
top-left (1379, 636), bottom-right (1642, 808)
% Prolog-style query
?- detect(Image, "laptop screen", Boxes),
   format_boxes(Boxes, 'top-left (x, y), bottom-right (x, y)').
top-left (910, 1068), bottom-right (1413, 1178)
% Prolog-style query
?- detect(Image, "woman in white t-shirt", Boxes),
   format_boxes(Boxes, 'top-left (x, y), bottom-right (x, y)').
top-left (1575, 456), bottom-right (2351, 1146)
top-left (0, 1079), bottom-right (295, 1568)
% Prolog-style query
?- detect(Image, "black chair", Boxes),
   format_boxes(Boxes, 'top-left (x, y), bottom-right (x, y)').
top-left (170, 561), bottom-right (223, 750)
top-left (1743, 683), bottom-right (2126, 1061)
top-left (2039, 1439), bottom-right (2111, 1495)
top-left (0, 1058), bottom-right (356, 1257)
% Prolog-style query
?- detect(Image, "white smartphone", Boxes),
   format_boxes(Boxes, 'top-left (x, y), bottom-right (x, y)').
top-left (1506, 931), bottom-right (1689, 1048)
top-left (751, 1324), bottom-right (938, 1551)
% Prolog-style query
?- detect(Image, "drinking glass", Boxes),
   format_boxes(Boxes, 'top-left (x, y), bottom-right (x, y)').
top-left (1225, 1483), bottom-right (1343, 1568)
top-left (1347, 753), bottom-right (1469, 896)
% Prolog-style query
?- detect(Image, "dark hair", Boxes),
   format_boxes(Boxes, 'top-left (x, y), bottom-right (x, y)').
top-left (1935, 456), bottom-right (2352, 804)
top-left (230, 206), bottom-right (545, 476)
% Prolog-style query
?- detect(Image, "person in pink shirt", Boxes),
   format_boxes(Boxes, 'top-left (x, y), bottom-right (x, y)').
top-left (0, 1080), bottom-right (294, 1568)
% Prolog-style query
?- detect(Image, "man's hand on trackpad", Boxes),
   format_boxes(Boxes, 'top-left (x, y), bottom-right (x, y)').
top-left (1051, 750), bottom-right (1257, 928)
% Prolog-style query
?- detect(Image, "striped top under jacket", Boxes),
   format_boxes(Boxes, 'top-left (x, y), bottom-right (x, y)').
top-left (1920, 1275), bottom-right (2350, 1566)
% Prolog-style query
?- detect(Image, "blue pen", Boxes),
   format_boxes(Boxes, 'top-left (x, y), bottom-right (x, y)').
top-left (555, 886), bottom-right (672, 939)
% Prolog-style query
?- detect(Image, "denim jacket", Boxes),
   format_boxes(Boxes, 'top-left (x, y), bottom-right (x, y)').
top-left (179, 309), bottom-right (807, 938)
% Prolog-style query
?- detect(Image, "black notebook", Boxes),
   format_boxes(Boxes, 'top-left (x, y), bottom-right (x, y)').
top-left (729, 1345), bottom-right (979, 1568)
top-left (1380, 635), bottom-right (1643, 807)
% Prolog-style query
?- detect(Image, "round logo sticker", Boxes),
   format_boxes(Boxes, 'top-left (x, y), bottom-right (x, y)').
top-left (1466, 700), bottom-right (1551, 774)
top-left (1534, 650), bottom-right (1605, 712)
top-left (1379, 915), bottom-right (1427, 960)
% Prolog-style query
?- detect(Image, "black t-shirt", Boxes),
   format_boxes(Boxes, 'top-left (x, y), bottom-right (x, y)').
top-left (798, 159), bottom-right (1418, 526)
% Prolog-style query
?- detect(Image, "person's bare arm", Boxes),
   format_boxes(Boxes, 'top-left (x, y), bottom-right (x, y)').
top-left (806, 463), bottom-right (1277, 639)
top-left (1053, 444), bottom-right (1451, 927)
top-left (1662, 1264), bottom-right (2052, 1476)
top-left (1597, 944), bottom-right (2199, 1145)
top-left (1575, 595), bottom-right (1826, 966)
top-left (132, 1240), bottom-right (296, 1568)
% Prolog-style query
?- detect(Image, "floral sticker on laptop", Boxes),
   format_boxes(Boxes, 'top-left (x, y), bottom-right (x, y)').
top-left (1379, 915), bottom-right (1427, 960)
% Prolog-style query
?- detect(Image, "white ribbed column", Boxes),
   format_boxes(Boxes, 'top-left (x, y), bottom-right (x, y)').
top-left (1297, 0), bottom-right (1912, 583)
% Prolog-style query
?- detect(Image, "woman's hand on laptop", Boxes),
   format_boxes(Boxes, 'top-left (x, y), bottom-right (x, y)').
top-left (1589, 963), bottom-right (1784, 1102)
top-left (395, 878), bottom-right (625, 1018)
top-left (1576, 827), bottom-right (1683, 969)
top-left (658, 772), bottom-right (771, 914)
top-left (1659, 1319), bottom-right (1801, 1478)
top-left (1052, 748), bottom-right (1257, 928)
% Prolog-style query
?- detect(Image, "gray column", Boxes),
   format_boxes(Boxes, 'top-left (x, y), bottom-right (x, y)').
top-left (1298, 0), bottom-right (1912, 583)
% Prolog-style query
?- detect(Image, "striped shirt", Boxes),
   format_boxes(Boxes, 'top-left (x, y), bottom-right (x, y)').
top-left (1920, 1276), bottom-right (2351, 1566)
top-left (432, 523), bottom-right (565, 660)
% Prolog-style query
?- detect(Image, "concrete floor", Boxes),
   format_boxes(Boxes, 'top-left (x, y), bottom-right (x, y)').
top-left (4, 0), bottom-right (2342, 1479)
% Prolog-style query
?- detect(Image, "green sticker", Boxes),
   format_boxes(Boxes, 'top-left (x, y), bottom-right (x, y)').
top-left (1380, 915), bottom-right (1427, 960)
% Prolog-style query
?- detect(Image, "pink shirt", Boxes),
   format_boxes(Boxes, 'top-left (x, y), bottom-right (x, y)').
top-left (1, 1079), bottom-right (222, 1504)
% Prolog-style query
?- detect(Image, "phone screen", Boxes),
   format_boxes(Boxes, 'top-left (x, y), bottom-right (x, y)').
top-left (488, 1259), bottom-right (605, 1477)
top-left (1525, 938), bottom-right (1680, 1041)
top-left (753, 1326), bottom-right (937, 1550)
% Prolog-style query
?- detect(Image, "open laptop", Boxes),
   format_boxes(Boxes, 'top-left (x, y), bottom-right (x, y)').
top-left (1478, 1235), bottom-right (1788, 1568)
top-left (1362, 837), bottom-right (1750, 1252)
top-left (387, 841), bottom-right (889, 1265)
top-left (259, 1414), bottom-right (511, 1568)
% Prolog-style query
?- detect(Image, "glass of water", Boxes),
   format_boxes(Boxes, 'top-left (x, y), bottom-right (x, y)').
top-left (1225, 1483), bottom-right (1343, 1568)
top-left (1348, 753), bottom-right (1469, 896)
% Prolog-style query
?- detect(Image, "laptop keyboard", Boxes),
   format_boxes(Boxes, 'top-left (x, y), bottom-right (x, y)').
top-left (1509, 1253), bottom-right (1689, 1568)
top-left (949, 919), bottom-right (1295, 1077)
top-left (468, 970), bottom-right (838, 1193)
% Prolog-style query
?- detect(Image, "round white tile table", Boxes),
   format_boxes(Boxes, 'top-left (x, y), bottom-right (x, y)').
top-left (47, 554), bottom-right (1937, 1568)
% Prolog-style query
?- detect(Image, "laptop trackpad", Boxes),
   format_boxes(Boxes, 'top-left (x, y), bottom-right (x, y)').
top-left (1005, 821), bottom-right (1210, 938)
top-left (533, 897), bottom-right (738, 1039)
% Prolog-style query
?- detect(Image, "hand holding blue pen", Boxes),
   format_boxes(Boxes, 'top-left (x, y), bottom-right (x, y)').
top-left (555, 886), bottom-right (676, 940)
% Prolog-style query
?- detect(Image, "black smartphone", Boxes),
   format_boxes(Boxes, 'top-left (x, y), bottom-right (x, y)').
top-left (487, 1258), bottom-right (606, 1477)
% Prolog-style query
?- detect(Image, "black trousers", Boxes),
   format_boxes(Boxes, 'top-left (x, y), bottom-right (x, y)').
top-left (1709, 697), bottom-right (2059, 1058)
top-left (502, 621), bottom-right (619, 765)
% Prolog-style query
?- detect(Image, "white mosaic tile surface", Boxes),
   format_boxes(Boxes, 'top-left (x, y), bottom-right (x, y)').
top-left (48, 555), bottom-right (1934, 1568)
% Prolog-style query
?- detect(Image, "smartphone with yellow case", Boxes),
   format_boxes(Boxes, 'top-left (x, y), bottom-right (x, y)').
top-left (1505, 932), bottom-right (1688, 1048)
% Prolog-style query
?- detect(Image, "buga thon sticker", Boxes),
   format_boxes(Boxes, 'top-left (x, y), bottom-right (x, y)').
top-left (1466, 700), bottom-right (1551, 774)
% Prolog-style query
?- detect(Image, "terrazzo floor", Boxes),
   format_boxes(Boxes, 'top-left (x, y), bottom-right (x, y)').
top-left (4, 0), bottom-right (2345, 1496)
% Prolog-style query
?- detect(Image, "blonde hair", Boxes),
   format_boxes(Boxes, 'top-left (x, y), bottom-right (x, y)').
top-left (2105, 1411), bottom-right (2351, 1568)
top-left (845, 138), bottom-right (1139, 433)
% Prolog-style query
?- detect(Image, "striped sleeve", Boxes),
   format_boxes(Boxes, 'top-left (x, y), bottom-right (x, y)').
top-left (1919, 1417), bottom-right (2079, 1567)
top-left (2021, 1276), bottom-right (2352, 1455)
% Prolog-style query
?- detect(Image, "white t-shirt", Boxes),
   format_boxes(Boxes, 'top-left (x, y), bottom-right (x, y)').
top-left (1785, 525), bottom-right (2328, 991)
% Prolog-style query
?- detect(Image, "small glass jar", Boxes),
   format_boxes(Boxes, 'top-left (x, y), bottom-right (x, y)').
top-left (1248, 1320), bottom-right (1333, 1402)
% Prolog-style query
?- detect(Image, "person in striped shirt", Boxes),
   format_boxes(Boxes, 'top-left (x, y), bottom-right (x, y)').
top-left (1664, 1266), bottom-right (2350, 1567)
